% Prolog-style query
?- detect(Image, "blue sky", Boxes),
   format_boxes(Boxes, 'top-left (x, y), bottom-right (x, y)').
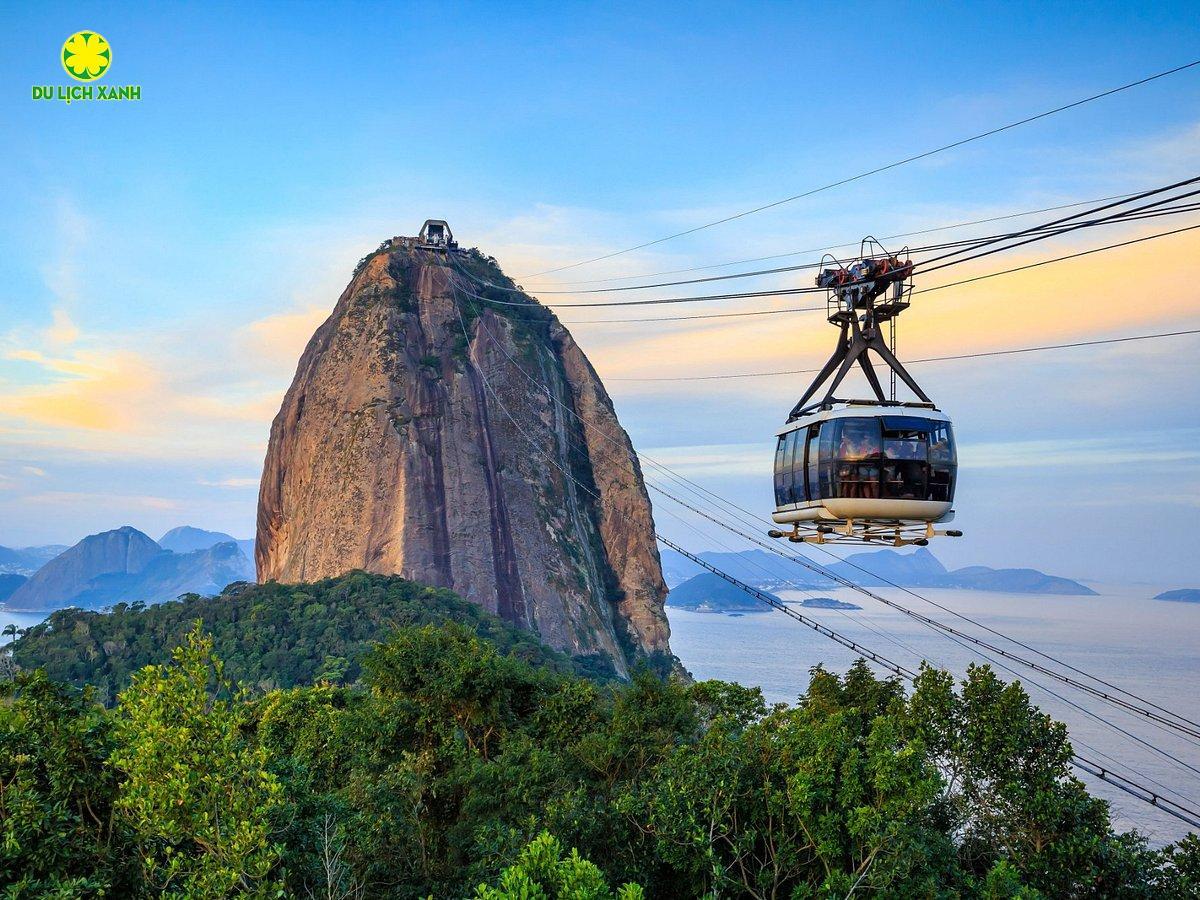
top-left (1, 2), bottom-right (1198, 584)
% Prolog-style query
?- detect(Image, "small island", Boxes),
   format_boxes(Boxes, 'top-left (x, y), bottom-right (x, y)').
top-left (798, 597), bottom-right (862, 610)
top-left (666, 572), bottom-right (772, 613)
top-left (1154, 588), bottom-right (1200, 603)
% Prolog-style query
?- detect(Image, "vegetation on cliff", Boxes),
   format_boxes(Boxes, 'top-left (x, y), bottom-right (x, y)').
top-left (3, 592), bottom-right (1198, 897)
top-left (10, 572), bottom-right (622, 702)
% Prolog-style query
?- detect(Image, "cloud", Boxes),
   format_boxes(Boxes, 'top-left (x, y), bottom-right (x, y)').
top-left (236, 304), bottom-right (329, 369)
top-left (640, 442), bottom-right (769, 477)
top-left (197, 476), bottom-right (259, 489)
top-left (962, 434), bottom-right (1200, 470)
top-left (23, 490), bottom-right (180, 511)
top-left (0, 346), bottom-right (161, 432)
top-left (45, 309), bottom-right (80, 347)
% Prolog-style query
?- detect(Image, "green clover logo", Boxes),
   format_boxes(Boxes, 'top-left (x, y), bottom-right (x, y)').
top-left (62, 31), bottom-right (111, 82)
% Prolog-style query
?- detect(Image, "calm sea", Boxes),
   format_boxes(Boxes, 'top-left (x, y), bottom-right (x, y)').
top-left (5, 589), bottom-right (1196, 843)
top-left (668, 583), bottom-right (1200, 846)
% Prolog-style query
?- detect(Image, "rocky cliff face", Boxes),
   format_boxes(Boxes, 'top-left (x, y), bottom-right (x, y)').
top-left (256, 239), bottom-right (671, 674)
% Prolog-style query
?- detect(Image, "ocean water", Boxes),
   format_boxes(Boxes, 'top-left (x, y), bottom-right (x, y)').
top-left (668, 583), bottom-right (1200, 845)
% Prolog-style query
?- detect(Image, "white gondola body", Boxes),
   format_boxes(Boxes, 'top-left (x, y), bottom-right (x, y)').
top-left (772, 402), bottom-right (956, 527)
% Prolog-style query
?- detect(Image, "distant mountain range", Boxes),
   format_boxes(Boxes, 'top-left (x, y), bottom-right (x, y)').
top-left (665, 575), bottom-right (864, 615)
top-left (0, 543), bottom-right (69, 576)
top-left (659, 546), bottom-right (1096, 596)
top-left (158, 526), bottom-right (255, 561)
top-left (3, 526), bottom-right (255, 612)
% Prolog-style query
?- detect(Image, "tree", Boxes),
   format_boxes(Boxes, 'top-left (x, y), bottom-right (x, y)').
top-left (0, 670), bottom-right (134, 896)
top-left (907, 663), bottom-right (1157, 897)
top-left (1156, 834), bottom-right (1200, 899)
top-left (632, 661), bottom-right (951, 898)
top-left (474, 831), bottom-right (644, 900)
top-left (112, 623), bottom-right (283, 897)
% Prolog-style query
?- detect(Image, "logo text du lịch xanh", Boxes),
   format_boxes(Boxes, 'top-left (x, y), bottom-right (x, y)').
top-left (31, 31), bottom-right (142, 104)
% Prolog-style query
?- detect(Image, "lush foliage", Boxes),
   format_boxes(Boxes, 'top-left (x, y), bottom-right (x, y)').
top-left (111, 626), bottom-right (282, 896)
top-left (2, 593), bottom-right (1198, 896)
top-left (12, 571), bottom-right (616, 703)
top-left (474, 831), bottom-right (644, 899)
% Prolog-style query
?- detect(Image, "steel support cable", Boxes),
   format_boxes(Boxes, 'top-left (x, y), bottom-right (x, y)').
top-left (520, 59), bottom-right (1200, 278)
top-left (446, 273), bottom-right (1200, 829)
top-left (655, 489), bottom-right (1200, 809)
top-left (659, 534), bottom-right (1200, 824)
top-left (447, 259), bottom-right (1200, 736)
top-left (806, 540), bottom-right (1200, 734)
top-left (1072, 757), bottom-right (1200, 830)
top-left (645, 476), bottom-right (1200, 797)
top-left (653, 484), bottom-right (1200, 749)
top-left (608, 329), bottom-right (1200, 381)
top-left (649, 490), bottom-right (934, 665)
top-left (659, 535), bottom-right (920, 678)
top-left (464, 196), bottom-right (1200, 311)
top-left (564, 220), bottom-right (1200, 324)
top-left (485, 200), bottom-right (1200, 295)
top-left (523, 191), bottom-right (1146, 287)
top-left (911, 180), bottom-right (1200, 277)
top-left (446, 263), bottom-right (1200, 752)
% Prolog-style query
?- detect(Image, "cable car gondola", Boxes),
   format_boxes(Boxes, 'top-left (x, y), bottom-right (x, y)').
top-left (768, 240), bottom-right (963, 547)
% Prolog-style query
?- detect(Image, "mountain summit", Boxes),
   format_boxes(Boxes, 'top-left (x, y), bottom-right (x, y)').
top-left (256, 234), bottom-right (671, 674)
top-left (5, 526), bottom-right (254, 611)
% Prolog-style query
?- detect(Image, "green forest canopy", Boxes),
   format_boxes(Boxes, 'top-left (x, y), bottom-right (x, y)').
top-left (10, 571), bottom-right (630, 702)
top-left (2, 572), bottom-right (1198, 897)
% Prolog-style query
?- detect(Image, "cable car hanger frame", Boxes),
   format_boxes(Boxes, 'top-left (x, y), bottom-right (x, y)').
top-left (788, 238), bottom-right (932, 421)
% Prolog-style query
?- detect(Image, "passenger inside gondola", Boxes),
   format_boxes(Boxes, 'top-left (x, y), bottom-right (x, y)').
top-left (836, 418), bottom-right (881, 499)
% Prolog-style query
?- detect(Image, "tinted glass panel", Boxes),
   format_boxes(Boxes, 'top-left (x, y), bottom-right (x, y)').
top-left (817, 420), bottom-right (837, 499)
top-left (881, 415), bottom-right (939, 432)
top-left (773, 435), bottom-right (787, 506)
top-left (928, 422), bottom-right (956, 502)
top-left (833, 418), bottom-right (882, 499)
top-left (807, 415), bottom-right (957, 504)
top-left (882, 425), bottom-right (928, 499)
top-left (805, 424), bottom-right (820, 502)
top-left (782, 431), bottom-right (799, 504)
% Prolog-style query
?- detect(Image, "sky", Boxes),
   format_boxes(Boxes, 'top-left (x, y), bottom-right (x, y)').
top-left (1, 2), bottom-right (1198, 585)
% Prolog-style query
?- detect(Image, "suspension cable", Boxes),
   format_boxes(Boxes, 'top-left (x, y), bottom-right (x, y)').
top-left (607, 329), bottom-right (1200, 381)
top-left (520, 60), bottom-right (1200, 277)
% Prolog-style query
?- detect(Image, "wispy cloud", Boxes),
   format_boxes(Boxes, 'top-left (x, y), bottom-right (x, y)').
top-left (963, 435), bottom-right (1200, 469)
top-left (23, 491), bottom-right (180, 511)
top-left (197, 476), bottom-right (259, 489)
